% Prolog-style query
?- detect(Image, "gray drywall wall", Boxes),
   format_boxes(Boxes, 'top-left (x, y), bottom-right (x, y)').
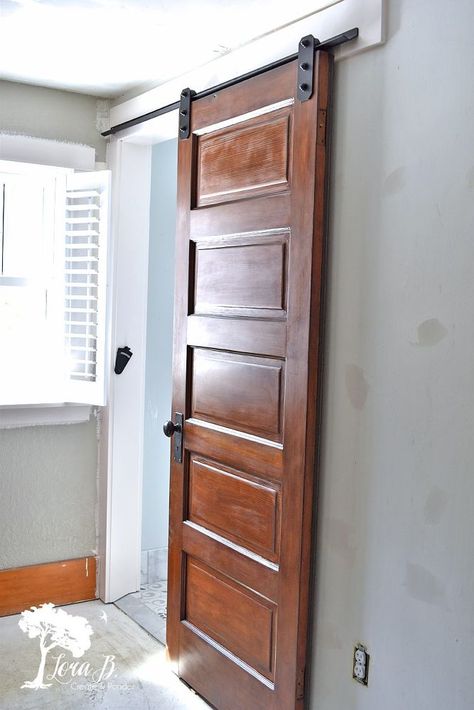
top-left (141, 139), bottom-right (177, 552)
top-left (0, 81), bottom-right (104, 569)
top-left (0, 416), bottom-right (97, 569)
top-left (309, 1), bottom-right (474, 708)
top-left (0, 80), bottom-right (107, 162)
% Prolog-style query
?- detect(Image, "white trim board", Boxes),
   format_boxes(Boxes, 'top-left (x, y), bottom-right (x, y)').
top-left (109, 0), bottom-right (385, 145)
top-left (0, 405), bottom-right (91, 429)
top-left (98, 141), bottom-right (151, 602)
top-left (0, 134), bottom-right (95, 171)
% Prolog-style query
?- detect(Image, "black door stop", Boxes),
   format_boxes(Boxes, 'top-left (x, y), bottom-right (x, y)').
top-left (114, 346), bottom-right (133, 374)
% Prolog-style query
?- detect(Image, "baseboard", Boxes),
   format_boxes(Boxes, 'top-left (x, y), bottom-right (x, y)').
top-left (0, 556), bottom-right (97, 617)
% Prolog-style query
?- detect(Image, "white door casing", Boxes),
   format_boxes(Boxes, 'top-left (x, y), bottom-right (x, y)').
top-left (98, 140), bottom-right (151, 601)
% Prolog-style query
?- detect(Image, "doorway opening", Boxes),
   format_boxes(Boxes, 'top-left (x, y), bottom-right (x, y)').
top-left (115, 138), bottom-right (178, 646)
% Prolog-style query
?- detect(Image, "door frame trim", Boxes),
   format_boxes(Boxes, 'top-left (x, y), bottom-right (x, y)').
top-left (98, 139), bottom-right (152, 602)
top-left (98, 0), bottom-right (384, 604)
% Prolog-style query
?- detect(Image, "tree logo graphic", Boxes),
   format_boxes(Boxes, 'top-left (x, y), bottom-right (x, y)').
top-left (19, 603), bottom-right (93, 689)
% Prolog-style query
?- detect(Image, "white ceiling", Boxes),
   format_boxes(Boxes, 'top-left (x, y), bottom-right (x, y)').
top-left (0, 0), bottom-right (340, 98)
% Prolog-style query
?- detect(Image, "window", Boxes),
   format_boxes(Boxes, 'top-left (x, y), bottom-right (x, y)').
top-left (0, 160), bottom-right (110, 406)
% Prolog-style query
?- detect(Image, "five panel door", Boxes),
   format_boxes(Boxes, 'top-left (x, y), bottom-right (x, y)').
top-left (166, 50), bottom-right (333, 710)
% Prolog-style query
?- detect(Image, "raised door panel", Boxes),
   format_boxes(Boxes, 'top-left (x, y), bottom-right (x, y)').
top-left (185, 557), bottom-right (276, 679)
top-left (191, 349), bottom-right (284, 442)
top-left (188, 457), bottom-right (281, 562)
top-left (193, 233), bottom-right (288, 319)
top-left (195, 109), bottom-right (292, 207)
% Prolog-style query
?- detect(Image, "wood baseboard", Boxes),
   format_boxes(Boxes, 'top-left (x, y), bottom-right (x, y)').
top-left (0, 556), bottom-right (97, 617)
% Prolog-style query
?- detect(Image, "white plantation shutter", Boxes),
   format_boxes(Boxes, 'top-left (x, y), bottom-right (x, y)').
top-left (64, 171), bottom-right (110, 405)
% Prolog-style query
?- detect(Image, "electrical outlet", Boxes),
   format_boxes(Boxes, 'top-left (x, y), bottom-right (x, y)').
top-left (353, 644), bottom-right (369, 686)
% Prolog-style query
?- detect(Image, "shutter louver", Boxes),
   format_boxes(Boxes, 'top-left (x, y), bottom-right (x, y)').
top-left (64, 171), bottom-right (110, 405)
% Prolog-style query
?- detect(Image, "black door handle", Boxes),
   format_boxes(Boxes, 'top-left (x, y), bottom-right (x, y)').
top-left (163, 420), bottom-right (180, 437)
top-left (163, 413), bottom-right (183, 463)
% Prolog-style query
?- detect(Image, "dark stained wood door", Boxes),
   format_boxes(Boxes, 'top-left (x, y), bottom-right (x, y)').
top-left (167, 51), bottom-right (333, 710)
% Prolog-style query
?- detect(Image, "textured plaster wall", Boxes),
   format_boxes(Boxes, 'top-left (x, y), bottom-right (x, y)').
top-left (309, 1), bottom-right (474, 708)
top-left (0, 417), bottom-right (97, 569)
top-left (0, 80), bottom-right (108, 162)
top-left (142, 139), bottom-right (177, 552)
top-left (0, 81), bottom-right (104, 569)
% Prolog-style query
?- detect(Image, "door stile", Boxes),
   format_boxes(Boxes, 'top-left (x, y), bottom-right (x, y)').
top-left (295, 50), bottom-right (333, 706)
top-left (167, 132), bottom-right (193, 668)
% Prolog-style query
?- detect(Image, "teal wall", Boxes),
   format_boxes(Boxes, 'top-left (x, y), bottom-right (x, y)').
top-left (141, 139), bottom-right (177, 551)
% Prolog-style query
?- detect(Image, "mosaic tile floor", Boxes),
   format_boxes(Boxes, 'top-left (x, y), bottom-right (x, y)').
top-left (115, 582), bottom-right (167, 646)
top-left (134, 581), bottom-right (167, 619)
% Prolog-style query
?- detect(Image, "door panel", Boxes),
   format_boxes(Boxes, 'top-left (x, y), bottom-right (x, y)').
top-left (191, 349), bottom-right (284, 442)
top-left (193, 233), bottom-right (288, 318)
top-left (185, 557), bottom-right (276, 678)
top-left (195, 107), bottom-right (292, 207)
top-left (188, 457), bottom-right (281, 561)
top-left (167, 51), bottom-right (332, 709)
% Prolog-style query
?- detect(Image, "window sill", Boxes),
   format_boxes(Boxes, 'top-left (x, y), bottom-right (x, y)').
top-left (0, 404), bottom-right (92, 429)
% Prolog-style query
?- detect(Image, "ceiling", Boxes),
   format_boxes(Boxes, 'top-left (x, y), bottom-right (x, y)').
top-left (0, 0), bottom-right (337, 99)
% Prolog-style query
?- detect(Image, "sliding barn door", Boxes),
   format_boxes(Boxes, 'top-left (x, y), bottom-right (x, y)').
top-left (166, 51), bottom-right (333, 710)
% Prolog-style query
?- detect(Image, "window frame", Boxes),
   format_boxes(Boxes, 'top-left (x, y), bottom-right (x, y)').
top-left (0, 145), bottom-right (110, 429)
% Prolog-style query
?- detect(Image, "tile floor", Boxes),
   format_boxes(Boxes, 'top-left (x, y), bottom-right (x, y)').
top-left (0, 599), bottom-right (209, 710)
top-left (115, 582), bottom-right (167, 646)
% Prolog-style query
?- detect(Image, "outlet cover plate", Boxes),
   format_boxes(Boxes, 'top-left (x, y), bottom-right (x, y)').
top-left (353, 644), bottom-right (370, 686)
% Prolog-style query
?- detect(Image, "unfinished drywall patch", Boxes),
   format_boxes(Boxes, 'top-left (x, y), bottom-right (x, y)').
top-left (404, 563), bottom-right (447, 609)
top-left (326, 518), bottom-right (357, 566)
top-left (318, 620), bottom-right (343, 651)
top-left (345, 364), bottom-right (369, 410)
top-left (414, 318), bottom-right (448, 347)
top-left (382, 165), bottom-right (406, 195)
top-left (423, 487), bottom-right (448, 526)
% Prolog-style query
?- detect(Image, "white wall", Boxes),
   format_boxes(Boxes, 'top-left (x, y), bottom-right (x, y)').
top-left (142, 139), bottom-right (177, 552)
top-left (310, 1), bottom-right (474, 708)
